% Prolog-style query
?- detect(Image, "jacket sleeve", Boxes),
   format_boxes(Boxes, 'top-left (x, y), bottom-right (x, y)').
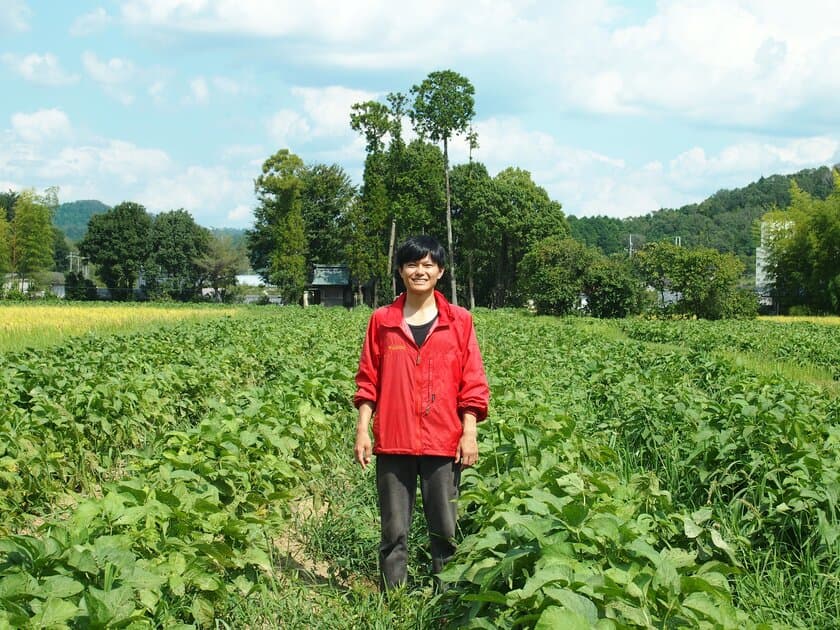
top-left (457, 315), bottom-right (490, 422)
top-left (353, 313), bottom-right (380, 409)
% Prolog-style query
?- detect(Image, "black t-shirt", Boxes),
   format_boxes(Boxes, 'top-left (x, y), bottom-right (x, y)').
top-left (408, 313), bottom-right (438, 347)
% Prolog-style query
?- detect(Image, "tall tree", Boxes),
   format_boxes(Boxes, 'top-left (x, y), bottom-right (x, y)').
top-left (488, 167), bottom-right (569, 306)
top-left (0, 190), bottom-right (20, 223)
top-left (7, 190), bottom-right (55, 288)
top-left (79, 201), bottom-right (152, 300)
top-left (635, 241), bottom-right (747, 319)
top-left (450, 161), bottom-right (498, 308)
top-left (764, 171), bottom-right (840, 313)
top-left (194, 234), bottom-right (246, 301)
top-left (147, 209), bottom-right (211, 299)
top-left (410, 70), bottom-right (476, 305)
top-left (0, 212), bottom-right (10, 275)
top-left (300, 163), bottom-right (356, 265)
top-left (349, 100), bottom-right (394, 305)
top-left (52, 227), bottom-right (71, 272)
top-left (519, 236), bottom-right (597, 315)
top-left (247, 149), bottom-right (308, 304)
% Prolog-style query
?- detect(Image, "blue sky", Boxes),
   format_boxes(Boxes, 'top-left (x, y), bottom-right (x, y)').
top-left (2, 1), bottom-right (839, 229)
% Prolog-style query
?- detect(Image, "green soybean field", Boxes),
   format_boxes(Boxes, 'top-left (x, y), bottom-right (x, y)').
top-left (0, 307), bottom-right (838, 628)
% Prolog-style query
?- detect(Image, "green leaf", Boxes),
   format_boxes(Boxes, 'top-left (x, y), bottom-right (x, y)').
top-left (709, 529), bottom-right (737, 564)
top-left (682, 591), bottom-right (734, 625)
top-left (588, 514), bottom-right (620, 541)
top-left (508, 565), bottom-right (572, 602)
top-left (66, 547), bottom-right (98, 575)
top-left (542, 588), bottom-right (598, 624)
top-left (84, 586), bottom-right (136, 627)
top-left (535, 606), bottom-right (591, 630)
top-left (191, 595), bottom-right (214, 626)
top-left (30, 597), bottom-right (78, 627)
top-left (232, 575), bottom-right (254, 597)
top-left (125, 566), bottom-right (167, 591)
top-left (242, 546), bottom-right (272, 572)
top-left (682, 515), bottom-right (703, 539)
top-left (627, 538), bottom-right (660, 566)
top-left (560, 503), bottom-right (588, 528)
top-left (0, 573), bottom-right (39, 599)
top-left (40, 575), bottom-right (84, 598)
top-left (661, 548), bottom-right (696, 569)
top-left (463, 591), bottom-right (508, 605)
top-left (653, 557), bottom-right (680, 596)
top-left (169, 574), bottom-right (186, 597)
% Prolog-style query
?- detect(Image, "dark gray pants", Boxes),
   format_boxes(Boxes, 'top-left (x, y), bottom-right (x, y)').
top-left (376, 455), bottom-right (461, 590)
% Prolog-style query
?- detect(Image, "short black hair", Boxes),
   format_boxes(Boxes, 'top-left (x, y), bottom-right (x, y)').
top-left (395, 235), bottom-right (446, 269)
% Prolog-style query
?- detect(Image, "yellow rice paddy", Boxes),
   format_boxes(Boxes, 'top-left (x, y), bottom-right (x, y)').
top-left (0, 303), bottom-right (243, 352)
top-left (759, 315), bottom-right (840, 325)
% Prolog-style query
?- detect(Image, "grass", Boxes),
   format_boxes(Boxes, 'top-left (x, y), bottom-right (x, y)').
top-left (0, 302), bottom-right (244, 352)
top-left (226, 572), bottom-right (439, 629)
top-left (582, 316), bottom-right (840, 395)
top-left (714, 348), bottom-right (840, 396)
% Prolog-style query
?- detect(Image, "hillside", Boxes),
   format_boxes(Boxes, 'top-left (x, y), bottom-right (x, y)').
top-left (55, 200), bottom-right (249, 246)
top-left (568, 165), bottom-right (838, 274)
top-left (54, 200), bottom-right (110, 242)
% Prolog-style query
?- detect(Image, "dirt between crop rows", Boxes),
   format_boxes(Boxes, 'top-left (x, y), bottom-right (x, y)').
top-left (273, 494), bottom-right (378, 593)
top-left (273, 495), bottom-right (335, 584)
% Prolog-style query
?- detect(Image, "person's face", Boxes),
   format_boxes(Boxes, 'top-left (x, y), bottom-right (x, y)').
top-left (399, 254), bottom-right (444, 294)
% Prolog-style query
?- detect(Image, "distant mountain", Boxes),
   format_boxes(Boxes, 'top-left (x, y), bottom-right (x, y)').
top-left (55, 201), bottom-right (251, 247)
top-left (209, 227), bottom-right (248, 249)
top-left (568, 165), bottom-right (838, 275)
top-left (55, 200), bottom-right (110, 242)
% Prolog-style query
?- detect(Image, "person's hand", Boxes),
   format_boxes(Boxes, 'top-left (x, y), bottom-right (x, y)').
top-left (355, 430), bottom-right (372, 470)
top-left (455, 428), bottom-right (478, 467)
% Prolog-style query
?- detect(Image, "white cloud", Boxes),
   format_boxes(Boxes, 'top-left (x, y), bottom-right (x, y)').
top-left (1, 127), bottom-right (253, 226)
top-left (267, 110), bottom-right (311, 146)
top-left (148, 80), bottom-right (166, 102)
top-left (183, 76), bottom-right (241, 105)
top-left (0, 0), bottom-right (31, 33)
top-left (264, 85), bottom-right (379, 149)
top-left (212, 76), bottom-right (241, 95)
top-left (119, 0), bottom-right (532, 68)
top-left (121, 1), bottom-right (840, 129)
top-left (221, 144), bottom-right (263, 160)
top-left (1, 52), bottom-right (78, 86)
top-left (11, 109), bottom-right (72, 143)
top-left (669, 137), bottom-right (839, 181)
top-left (70, 7), bottom-right (112, 36)
top-left (82, 51), bottom-right (135, 84)
top-left (445, 116), bottom-right (839, 217)
top-left (291, 86), bottom-right (379, 137)
top-left (447, 116), bottom-right (624, 196)
top-left (572, 135), bottom-right (840, 217)
top-left (548, 1), bottom-right (840, 127)
top-left (189, 77), bottom-right (209, 104)
top-left (82, 51), bottom-right (137, 104)
top-left (227, 204), bottom-right (252, 222)
top-left (42, 141), bottom-right (171, 184)
top-left (138, 165), bottom-right (254, 226)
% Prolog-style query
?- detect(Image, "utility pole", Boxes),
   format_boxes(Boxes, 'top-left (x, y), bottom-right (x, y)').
top-left (66, 253), bottom-right (89, 278)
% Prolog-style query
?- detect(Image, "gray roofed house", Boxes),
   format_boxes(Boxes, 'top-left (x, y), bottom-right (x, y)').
top-left (308, 264), bottom-right (352, 307)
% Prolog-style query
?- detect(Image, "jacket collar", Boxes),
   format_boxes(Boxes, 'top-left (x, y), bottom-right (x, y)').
top-left (382, 290), bottom-right (453, 328)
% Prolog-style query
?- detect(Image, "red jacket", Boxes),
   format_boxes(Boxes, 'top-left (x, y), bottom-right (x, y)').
top-left (354, 290), bottom-right (490, 457)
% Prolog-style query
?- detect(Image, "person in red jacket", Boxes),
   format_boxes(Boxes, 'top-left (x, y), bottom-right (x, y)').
top-left (353, 235), bottom-right (490, 591)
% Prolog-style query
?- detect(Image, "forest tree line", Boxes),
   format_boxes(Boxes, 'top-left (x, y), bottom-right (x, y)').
top-left (762, 171), bottom-right (840, 314)
top-left (2, 70), bottom-right (837, 317)
top-left (0, 189), bottom-right (246, 301)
